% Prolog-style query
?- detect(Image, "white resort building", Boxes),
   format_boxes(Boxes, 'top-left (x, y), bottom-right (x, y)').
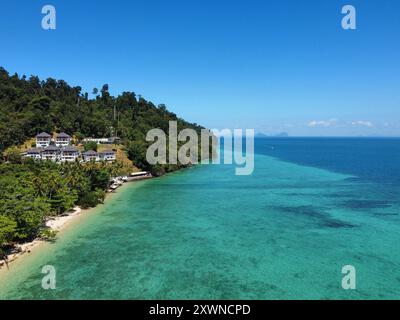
top-left (55, 132), bottom-right (71, 147)
top-left (41, 145), bottom-right (60, 162)
top-left (99, 150), bottom-right (117, 161)
top-left (82, 137), bottom-right (109, 144)
top-left (25, 148), bottom-right (42, 160)
top-left (82, 150), bottom-right (100, 162)
top-left (82, 137), bottom-right (120, 144)
top-left (25, 132), bottom-right (116, 163)
top-left (36, 132), bottom-right (51, 148)
top-left (61, 146), bottom-right (80, 162)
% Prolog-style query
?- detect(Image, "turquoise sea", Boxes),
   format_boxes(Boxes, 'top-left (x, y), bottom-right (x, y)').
top-left (1, 138), bottom-right (400, 299)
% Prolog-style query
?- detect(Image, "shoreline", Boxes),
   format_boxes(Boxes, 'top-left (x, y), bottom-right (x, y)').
top-left (0, 177), bottom-right (145, 272)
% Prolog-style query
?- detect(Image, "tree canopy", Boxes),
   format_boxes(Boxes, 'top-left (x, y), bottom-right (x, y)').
top-left (0, 66), bottom-right (205, 175)
top-left (0, 66), bottom-right (210, 254)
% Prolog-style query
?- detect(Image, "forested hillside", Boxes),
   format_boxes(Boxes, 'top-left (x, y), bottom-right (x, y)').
top-left (0, 67), bottom-right (204, 175)
top-left (0, 67), bottom-right (210, 258)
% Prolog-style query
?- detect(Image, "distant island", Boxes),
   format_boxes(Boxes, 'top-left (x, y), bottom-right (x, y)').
top-left (255, 132), bottom-right (289, 138)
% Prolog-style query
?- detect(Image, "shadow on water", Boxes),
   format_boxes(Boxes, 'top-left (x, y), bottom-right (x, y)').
top-left (271, 205), bottom-right (358, 229)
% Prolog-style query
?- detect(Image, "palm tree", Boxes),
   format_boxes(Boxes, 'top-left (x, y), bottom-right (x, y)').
top-left (32, 174), bottom-right (46, 197)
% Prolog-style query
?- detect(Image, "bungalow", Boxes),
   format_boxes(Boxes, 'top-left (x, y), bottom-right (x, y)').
top-left (55, 132), bottom-right (71, 147)
top-left (36, 132), bottom-right (51, 148)
top-left (61, 146), bottom-right (80, 162)
top-left (41, 145), bottom-right (60, 162)
top-left (24, 148), bottom-right (43, 160)
top-left (82, 150), bottom-right (99, 162)
top-left (82, 137), bottom-right (120, 144)
top-left (82, 137), bottom-right (109, 144)
top-left (99, 150), bottom-right (116, 162)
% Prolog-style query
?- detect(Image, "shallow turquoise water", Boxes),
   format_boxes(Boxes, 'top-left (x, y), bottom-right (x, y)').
top-left (1, 140), bottom-right (400, 299)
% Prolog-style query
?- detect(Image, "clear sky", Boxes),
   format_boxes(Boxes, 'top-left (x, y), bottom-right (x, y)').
top-left (1, 0), bottom-right (399, 136)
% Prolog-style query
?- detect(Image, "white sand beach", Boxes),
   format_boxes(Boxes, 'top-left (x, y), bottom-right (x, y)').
top-left (0, 175), bottom-right (151, 272)
top-left (0, 206), bottom-right (86, 270)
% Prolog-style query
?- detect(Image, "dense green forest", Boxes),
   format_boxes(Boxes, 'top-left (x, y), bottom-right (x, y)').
top-left (0, 66), bottom-right (205, 175)
top-left (0, 67), bottom-right (209, 258)
top-left (0, 160), bottom-right (123, 256)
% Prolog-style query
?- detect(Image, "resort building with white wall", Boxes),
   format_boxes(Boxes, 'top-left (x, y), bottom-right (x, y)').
top-left (60, 146), bottom-right (80, 162)
top-left (99, 150), bottom-right (116, 161)
top-left (36, 132), bottom-right (51, 148)
top-left (82, 137), bottom-right (120, 144)
top-left (41, 145), bottom-right (60, 162)
top-left (24, 132), bottom-right (116, 163)
top-left (25, 148), bottom-right (42, 160)
top-left (55, 132), bottom-right (71, 147)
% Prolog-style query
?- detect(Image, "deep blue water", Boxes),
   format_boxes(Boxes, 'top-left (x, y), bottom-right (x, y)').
top-left (255, 137), bottom-right (400, 185)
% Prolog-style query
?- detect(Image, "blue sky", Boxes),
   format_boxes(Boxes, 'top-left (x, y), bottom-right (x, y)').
top-left (1, 0), bottom-right (399, 136)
